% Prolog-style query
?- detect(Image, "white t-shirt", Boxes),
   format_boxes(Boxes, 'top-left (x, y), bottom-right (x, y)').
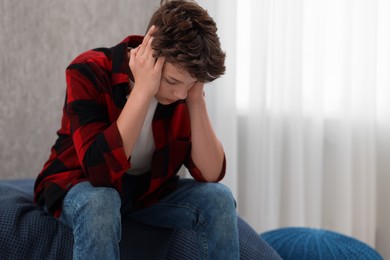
top-left (126, 97), bottom-right (158, 176)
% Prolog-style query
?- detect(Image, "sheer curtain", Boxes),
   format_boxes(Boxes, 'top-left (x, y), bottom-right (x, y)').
top-left (198, 0), bottom-right (390, 255)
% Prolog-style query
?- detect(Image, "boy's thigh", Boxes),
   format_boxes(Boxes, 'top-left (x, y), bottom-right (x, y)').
top-left (124, 179), bottom-right (235, 230)
top-left (60, 181), bottom-right (121, 229)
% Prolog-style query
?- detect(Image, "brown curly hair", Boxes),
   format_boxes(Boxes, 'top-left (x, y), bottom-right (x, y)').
top-left (147, 0), bottom-right (226, 82)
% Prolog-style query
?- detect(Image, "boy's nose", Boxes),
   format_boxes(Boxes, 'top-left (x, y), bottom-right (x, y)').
top-left (174, 89), bottom-right (187, 100)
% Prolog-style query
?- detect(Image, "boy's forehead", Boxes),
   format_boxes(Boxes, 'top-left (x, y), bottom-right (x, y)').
top-left (163, 62), bottom-right (196, 82)
top-left (163, 62), bottom-right (187, 75)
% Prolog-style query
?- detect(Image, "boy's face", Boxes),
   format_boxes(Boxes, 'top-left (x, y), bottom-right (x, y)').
top-left (155, 62), bottom-right (197, 105)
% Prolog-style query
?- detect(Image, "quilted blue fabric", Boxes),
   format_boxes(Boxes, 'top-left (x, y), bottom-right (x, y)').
top-left (261, 227), bottom-right (383, 260)
top-left (0, 179), bottom-right (281, 260)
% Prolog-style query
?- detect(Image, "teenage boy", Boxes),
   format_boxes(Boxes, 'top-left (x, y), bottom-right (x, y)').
top-left (34, 1), bottom-right (238, 259)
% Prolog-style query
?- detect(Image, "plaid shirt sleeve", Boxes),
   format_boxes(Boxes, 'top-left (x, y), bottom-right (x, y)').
top-left (65, 61), bottom-right (130, 187)
top-left (185, 154), bottom-right (226, 182)
top-left (164, 101), bottom-right (226, 183)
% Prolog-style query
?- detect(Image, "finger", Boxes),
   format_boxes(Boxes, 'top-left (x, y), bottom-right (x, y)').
top-left (131, 46), bottom-right (140, 56)
top-left (139, 25), bottom-right (156, 56)
top-left (145, 37), bottom-right (155, 59)
top-left (194, 81), bottom-right (204, 88)
top-left (138, 37), bottom-right (156, 68)
top-left (154, 56), bottom-right (166, 72)
top-left (129, 48), bottom-right (137, 69)
top-left (129, 46), bottom-right (140, 58)
top-left (144, 25), bottom-right (156, 42)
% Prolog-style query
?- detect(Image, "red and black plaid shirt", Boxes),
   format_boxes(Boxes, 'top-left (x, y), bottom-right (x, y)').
top-left (34, 36), bottom-right (225, 218)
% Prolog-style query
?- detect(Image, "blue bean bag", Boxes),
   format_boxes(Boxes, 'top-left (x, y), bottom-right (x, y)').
top-left (0, 179), bottom-right (281, 260)
top-left (261, 227), bottom-right (383, 260)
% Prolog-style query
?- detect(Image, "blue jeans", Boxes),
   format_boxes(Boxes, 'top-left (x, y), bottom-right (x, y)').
top-left (57, 178), bottom-right (239, 260)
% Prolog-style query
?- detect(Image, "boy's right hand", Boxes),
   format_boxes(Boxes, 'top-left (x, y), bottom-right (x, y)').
top-left (129, 25), bottom-right (166, 99)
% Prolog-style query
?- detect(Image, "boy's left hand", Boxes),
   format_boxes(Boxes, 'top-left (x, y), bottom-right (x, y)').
top-left (186, 82), bottom-right (205, 104)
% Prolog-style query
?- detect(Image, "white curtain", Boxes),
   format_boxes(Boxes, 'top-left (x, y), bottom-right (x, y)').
top-left (198, 0), bottom-right (390, 255)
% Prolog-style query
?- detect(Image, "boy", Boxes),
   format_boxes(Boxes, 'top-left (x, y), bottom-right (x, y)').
top-left (34, 0), bottom-right (238, 259)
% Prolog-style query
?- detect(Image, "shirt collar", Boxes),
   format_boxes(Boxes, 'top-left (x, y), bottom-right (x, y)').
top-left (110, 35), bottom-right (144, 86)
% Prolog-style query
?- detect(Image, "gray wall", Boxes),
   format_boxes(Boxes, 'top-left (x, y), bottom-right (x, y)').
top-left (0, 0), bottom-right (158, 179)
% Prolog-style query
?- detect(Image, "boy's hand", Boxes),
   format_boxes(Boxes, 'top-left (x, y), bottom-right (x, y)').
top-left (129, 25), bottom-right (165, 98)
top-left (186, 81), bottom-right (205, 105)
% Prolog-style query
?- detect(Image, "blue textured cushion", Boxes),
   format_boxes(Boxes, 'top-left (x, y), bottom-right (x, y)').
top-left (0, 179), bottom-right (281, 260)
top-left (261, 227), bottom-right (383, 260)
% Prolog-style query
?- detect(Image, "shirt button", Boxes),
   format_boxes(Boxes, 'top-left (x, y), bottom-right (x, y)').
top-left (65, 183), bottom-right (72, 189)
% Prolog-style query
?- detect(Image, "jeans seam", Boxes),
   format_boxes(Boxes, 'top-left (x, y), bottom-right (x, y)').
top-left (155, 202), bottom-right (209, 259)
top-left (71, 200), bottom-right (82, 259)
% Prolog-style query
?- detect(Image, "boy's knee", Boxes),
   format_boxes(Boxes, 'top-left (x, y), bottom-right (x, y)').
top-left (202, 183), bottom-right (236, 211)
top-left (67, 186), bottom-right (122, 246)
top-left (75, 186), bottom-right (121, 217)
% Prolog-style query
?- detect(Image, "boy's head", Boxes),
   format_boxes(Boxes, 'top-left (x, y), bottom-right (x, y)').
top-left (147, 0), bottom-right (225, 83)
